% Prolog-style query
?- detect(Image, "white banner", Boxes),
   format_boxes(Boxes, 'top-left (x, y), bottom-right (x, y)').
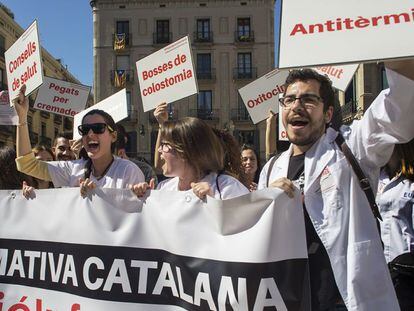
top-left (5, 20), bottom-right (43, 103)
top-left (313, 64), bottom-right (359, 92)
top-left (136, 36), bottom-right (198, 112)
top-left (73, 88), bottom-right (128, 140)
top-left (0, 188), bottom-right (310, 310)
top-left (34, 76), bottom-right (91, 117)
top-left (0, 91), bottom-right (18, 125)
top-left (238, 69), bottom-right (289, 124)
top-left (278, 0), bottom-right (414, 68)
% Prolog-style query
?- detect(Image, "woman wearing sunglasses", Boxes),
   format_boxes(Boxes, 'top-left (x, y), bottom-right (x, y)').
top-left (14, 86), bottom-right (145, 195)
top-left (132, 115), bottom-right (248, 199)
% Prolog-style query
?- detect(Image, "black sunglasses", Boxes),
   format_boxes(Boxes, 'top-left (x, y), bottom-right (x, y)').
top-left (78, 123), bottom-right (114, 136)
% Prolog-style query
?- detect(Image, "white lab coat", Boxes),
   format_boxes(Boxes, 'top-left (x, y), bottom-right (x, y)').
top-left (259, 68), bottom-right (414, 311)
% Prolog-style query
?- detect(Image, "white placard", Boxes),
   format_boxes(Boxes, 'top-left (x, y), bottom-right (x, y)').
top-left (278, 104), bottom-right (288, 141)
top-left (34, 76), bottom-right (91, 117)
top-left (238, 69), bottom-right (289, 124)
top-left (278, 0), bottom-right (414, 68)
top-left (313, 64), bottom-right (359, 92)
top-left (5, 20), bottom-right (43, 103)
top-left (73, 89), bottom-right (128, 140)
top-left (0, 91), bottom-right (18, 125)
top-left (136, 36), bottom-right (198, 112)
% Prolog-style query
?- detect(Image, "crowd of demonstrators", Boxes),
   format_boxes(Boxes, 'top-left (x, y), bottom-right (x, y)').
top-left (13, 86), bottom-right (145, 197)
top-left (258, 59), bottom-right (414, 310)
top-left (241, 144), bottom-right (260, 191)
top-left (132, 115), bottom-right (249, 200)
top-left (377, 139), bottom-right (414, 310)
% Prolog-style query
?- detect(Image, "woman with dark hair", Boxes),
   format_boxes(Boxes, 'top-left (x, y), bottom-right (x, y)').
top-left (0, 146), bottom-right (27, 190)
top-left (13, 86), bottom-right (144, 196)
top-left (133, 116), bottom-right (248, 199)
top-left (31, 145), bottom-right (55, 189)
top-left (241, 144), bottom-right (261, 192)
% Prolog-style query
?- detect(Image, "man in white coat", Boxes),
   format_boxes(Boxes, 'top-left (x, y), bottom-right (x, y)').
top-left (258, 60), bottom-right (414, 311)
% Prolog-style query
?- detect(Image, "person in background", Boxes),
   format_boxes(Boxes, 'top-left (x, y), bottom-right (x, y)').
top-left (241, 144), bottom-right (261, 192)
top-left (31, 145), bottom-right (55, 189)
top-left (52, 132), bottom-right (79, 161)
top-left (132, 116), bottom-right (249, 200)
top-left (14, 86), bottom-right (145, 197)
top-left (0, 146), bottom-right (30, 190)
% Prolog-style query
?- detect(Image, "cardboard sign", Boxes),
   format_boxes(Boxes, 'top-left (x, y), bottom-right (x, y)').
top-left (0, 91), bottom-right (18, 125)
top-left (5, 20), bottom-right (43, 103)
top-left (313, 64), bottom-right (359, 92)
top-left (278, 0), bottom-right (414, 68)
top-left (278, 105), bottom-right (288, 141)
top-left (73, 89), bottom-right (128, 140)
top-left (238, 69), bottom-right (289, 124)
top-left (34, 77), bottom-right (90, 117)
top-left (136, 36), bottom-right (198, 112)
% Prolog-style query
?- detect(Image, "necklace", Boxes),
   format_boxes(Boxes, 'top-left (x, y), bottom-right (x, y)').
top-left (92, 156), bottom-right (114, 180)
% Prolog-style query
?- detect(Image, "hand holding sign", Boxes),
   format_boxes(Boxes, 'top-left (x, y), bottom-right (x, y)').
top-left (154, 102), bottom-right (168, 126)
top-left (12, 85), bottom-right (29, 123)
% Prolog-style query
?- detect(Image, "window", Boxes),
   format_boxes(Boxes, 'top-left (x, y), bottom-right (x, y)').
top-left (235, 130), bottom-right (258, 149)
top-left (116, 21), bottom-right (130, 45)
top-left (381, 67), bottom-right (389, 90)
top-left (237, 18), bottom-right (251, 41)
top-left (197, 54), bottom-right (212, 79)
top-left (156, 20), bottom-right (170, 43)
top-left (196, 19), bottom-right (212, 42)
top-left (116, 55), bottom-right (130, 71)
top-left (126, 91), bottom-right (132, 118)
top-left (114, 55), bottom-right (131, 85)
top-left (237, 52), bottom-right (252, 78)
top-left (0, 35), bottom-right (5, 57)
top-left (345, 77), bottom-right (356, 104)
top-left (197, 91), bottom-right (213, 119)
top-left (0, 68), bottom-right (5, 90)
top-left (41, 122), bottom-right (47, 137)
top-left (237, 94), bottom-right (250, 120)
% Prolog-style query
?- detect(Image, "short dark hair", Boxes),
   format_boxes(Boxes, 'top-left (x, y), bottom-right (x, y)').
top-left (53, 132), bottom-right (72, 147)
top-left (284, 68), bottom-right (342, 130)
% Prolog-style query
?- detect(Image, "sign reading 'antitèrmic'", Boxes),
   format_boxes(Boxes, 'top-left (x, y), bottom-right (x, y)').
top-left (313, 63), bottom-right (359, 92)
top-left (34, 77), bottom-right (91, 117)
top-left (136, 36), bottom-right (198, 112)
top-left (238, 69), bottom-right (289, 124)
top-left (73, 89), bottom-right (128, 140)
top-left (5, 20), bottom-right (43, 103)
top-left (278, 0), bottom-right (414, 68)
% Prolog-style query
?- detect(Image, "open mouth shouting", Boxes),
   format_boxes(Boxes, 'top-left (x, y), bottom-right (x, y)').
top-left (288, 117), bottom-right (309, 131)
top-left (86, 140), bottom-right (100, 154)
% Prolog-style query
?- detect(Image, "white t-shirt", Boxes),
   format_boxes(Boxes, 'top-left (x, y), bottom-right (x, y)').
top-left (157, 172), bottom-right (249, 200)
top-left (47, 157), bottom-right (145, 188)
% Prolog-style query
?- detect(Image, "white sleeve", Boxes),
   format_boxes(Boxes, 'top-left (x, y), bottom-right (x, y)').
top-left (46, 160), bottom-right (75, 188)
top-left (258, 157), bottom-right (273, 190)
top-left (217, 175), bottom-right (249, 200)
top-left (121, 161), bottom-right (145, 188)
top-left (347, 68), bottom-right (414, 170)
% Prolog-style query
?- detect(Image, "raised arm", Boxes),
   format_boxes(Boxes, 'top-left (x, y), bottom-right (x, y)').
top-left (13, 85), bottom-right (32, 157)
top-left (265, 110), bottom-right (277, 161)
top-left (153, 103), bottom-right (168, 171)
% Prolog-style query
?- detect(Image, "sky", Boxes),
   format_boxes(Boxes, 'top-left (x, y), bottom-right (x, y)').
top-left (1, 0), bottom-right (93, 87)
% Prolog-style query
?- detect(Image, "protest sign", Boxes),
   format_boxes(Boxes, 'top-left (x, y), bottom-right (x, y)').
top-left (5, 20), bottom-right (43, 103)
top-left (34, 76), bottom-right (91, 117)
top-left (278, 106), bottom-right (288, 141)
top-left (0, 91), bottom-right (18, 125)
top-left (136, 36), bottom-right (198, 112)
top-left (313, 64), bottom-right (359, 92)
top-left (0, 188), bottom-right (310, 310)
top-left (73, 88), bottom-right (127, 140)
top-left (277, 0), bottom-right (414, 69)
top-left (238, 69), bottom-right (289, 124)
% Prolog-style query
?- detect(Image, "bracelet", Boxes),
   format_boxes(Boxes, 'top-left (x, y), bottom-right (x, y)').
top-left (17, 121), bottom-right (28, 127)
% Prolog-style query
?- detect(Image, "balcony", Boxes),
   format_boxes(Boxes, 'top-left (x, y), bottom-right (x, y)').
top-left (149, 110), bottom-right (179, 123)
top-left (196, 68), bottom-right (216, 80)
top-left (113, 33), bottom-right (131, 50)
top-left (153, 32), bottom-right (172, 45)
top-left (110, 70), bottom-right (134, 88)
top-left (231, 108), bottom-right (251, 122)
top-left (40, 111), bottom-right (50, 119)
top-left (189, 109), bottom-right (219, 121)
top-left (193, 31), bottom-right (213, 44)
top-left (233, 67), bottom-right (257, 80)
top-left (341, 100), bottom-right (357, 123)
top-left (235, 30), bottom-right (255, 43)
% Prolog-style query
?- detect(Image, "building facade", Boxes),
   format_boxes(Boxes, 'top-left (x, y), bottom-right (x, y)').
top-left (91, 0), bottom-right (275, 162)
top-left (0, 4), bottom-right (81, 148)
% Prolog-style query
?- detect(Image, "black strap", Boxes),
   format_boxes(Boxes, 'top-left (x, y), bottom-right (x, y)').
top-left (334, 133), bottom-right (383, 221)
top-left (266, 153), bottom-right (281, 187)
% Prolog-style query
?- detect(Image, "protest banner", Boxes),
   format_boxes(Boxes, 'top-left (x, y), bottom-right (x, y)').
top-left (313, 64), bottom-right (359, 92)
top-left (136, 36), bottom-right (198, 112)
top-left (73, 88), bottom-right (127, 140)
top-left (238, 69), bottom-right (289, 124)
top-left (5, 20), bottom-right (43, 103)
top-left (0, 188), bottom-right (310, 310)
top-left (34, 76), bottom-right (91, 117)
top-left (277, 0), bottom-right (414, 69)
top-left (0, 91), bottom-right (18, 125)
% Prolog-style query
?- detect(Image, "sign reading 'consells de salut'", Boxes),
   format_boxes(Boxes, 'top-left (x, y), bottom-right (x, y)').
top-left (278, 0), bottom-right (414, 68)
top-left (4, 20), bottom-right (43, 104)
top-left (136, 36), bottom-right (198, 112)
top-left (34, 77), bottom-right (91, 117)
top-left (238, 69), bottom-right (289, 124)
